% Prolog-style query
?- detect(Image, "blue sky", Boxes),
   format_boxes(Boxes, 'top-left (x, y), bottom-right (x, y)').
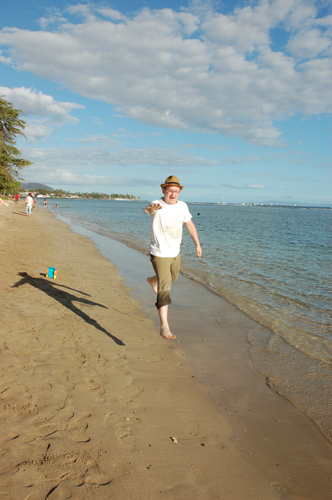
top-left (1, 0), bottom-right (331, 204)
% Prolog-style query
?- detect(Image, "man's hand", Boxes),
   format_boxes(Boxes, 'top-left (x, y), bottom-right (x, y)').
top-left (143, 203), bottom-right (163, 214)
top-left (196, 244), bottom-right (202, 259)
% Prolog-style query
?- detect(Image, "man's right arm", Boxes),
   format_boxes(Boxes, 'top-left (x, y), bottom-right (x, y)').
top-left (184, 220), bottom-right (202, 259)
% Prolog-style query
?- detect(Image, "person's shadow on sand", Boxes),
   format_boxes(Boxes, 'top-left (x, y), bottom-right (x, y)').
top-left (13, 272), bottom-right (125, 346)
top-left (12, 211), bottom-right (29, 217)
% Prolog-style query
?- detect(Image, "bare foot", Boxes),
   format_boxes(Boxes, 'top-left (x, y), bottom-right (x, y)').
top-left (160, 327), bottom-right (176, 340)
top-left (147, 277), bottom-right (158, 294)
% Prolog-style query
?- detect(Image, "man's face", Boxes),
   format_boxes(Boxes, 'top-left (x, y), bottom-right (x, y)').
top-left (162, 186), bottom-right (181, 205)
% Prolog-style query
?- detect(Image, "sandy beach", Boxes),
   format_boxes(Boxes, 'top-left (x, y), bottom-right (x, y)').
top-left (0, 202), bottom-right (331, 500)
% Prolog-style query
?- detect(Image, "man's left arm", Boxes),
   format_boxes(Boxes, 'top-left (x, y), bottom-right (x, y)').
top-left (184, 220), bottom-right (202, 259)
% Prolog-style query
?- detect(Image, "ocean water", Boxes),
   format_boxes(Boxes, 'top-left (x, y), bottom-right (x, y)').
top-left (45, 198), bottom-right (332, 366)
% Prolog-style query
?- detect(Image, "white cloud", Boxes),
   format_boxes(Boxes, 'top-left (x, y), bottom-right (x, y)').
top-left (22, 144), bottom-right (311, 173)
top-left (77, 135), bottom-right (121, 145)
top-left (111, 130), bottom-right (163, 139)
top-left (91, 116), bottom-right (103, 125)
top-left (66, 3), bottom-right (96, 22)
top-left (0, 50), bottom-right (11, 64)
top-left (0, 86), bottom-right (85, 141)
top-left (97, 7), bottom-right (127, 22)
top-left (0, 86), bottom-right (84, 123)
top-left (0, 1), bottom-right (331, 146)
top-left (22, 145), bottom-right (220, 168)
top-left (38, 9), bottom-right (68, 30)
top-left (205, 181), bottom-right (267, 190)
top-left (23, 122), bottom-right (54, 143)
top-left (284, 1), bottom-right (317, 30)
top-left (78, 131), bottom-right (162, 143)
top-left (314, 14), bottom-right (332, 28)
top-left (246, 183), bottom-right (265, 189)
top-left (179, 143), bottom-right (232, 150)
top-left (286, 29), bottom-right (331, 58)
top-left (214, 182), bottom-right (267, 190)
top-left (21, 165), bottom-right (156, 188)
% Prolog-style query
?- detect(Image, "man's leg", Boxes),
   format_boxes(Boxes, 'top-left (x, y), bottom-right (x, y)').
top-left (147, 275), bottom-right (158, 293)
top-left (158, 254), bottom-right (180, 338)
top-left (147, 275), bottom-right (175, 338)
top-left (170, 253), bottom-right (181, 283)
top-left (157, 304), bottom-right (175, 339)
top-left (148, 254), bottom-right (181, 339)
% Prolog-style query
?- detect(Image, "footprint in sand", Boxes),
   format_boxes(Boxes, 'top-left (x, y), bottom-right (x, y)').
top-left (66, 412), bottom-right (92, 443)
top-left (102, 412), bottom-right (119, 428)
top-left (3, 445), bottom-right (117, 498)
top-left (32, 411), bottom-right (63, 437)
top-left (84, 459), bottom-right (114, 488)
top-left (112, 355), bottom-right (130, 375)
top-left (114, 413), bottom-right (143, 452)
top-left (55, 408), bottom-right (75, 431)
top-left (84, 378), bottom-right (106, 394)
top-left (118, 384), bottom-right (144, 404)
top-left (37, 423), bottom-right (59, 437)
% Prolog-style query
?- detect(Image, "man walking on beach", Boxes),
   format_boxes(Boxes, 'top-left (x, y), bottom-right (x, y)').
top-left (144, 175), bottom-right (202, 339)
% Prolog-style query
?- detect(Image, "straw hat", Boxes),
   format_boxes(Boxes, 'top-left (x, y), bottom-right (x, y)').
top-left (160, 175), bottom-right (184, 190)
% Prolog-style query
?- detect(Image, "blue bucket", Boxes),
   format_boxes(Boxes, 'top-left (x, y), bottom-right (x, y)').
top-left (47, 267), bottom-right (57, 279)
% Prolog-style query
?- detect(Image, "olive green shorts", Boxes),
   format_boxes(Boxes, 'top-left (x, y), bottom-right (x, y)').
top-left (150, 253), bottom-right (181, 309)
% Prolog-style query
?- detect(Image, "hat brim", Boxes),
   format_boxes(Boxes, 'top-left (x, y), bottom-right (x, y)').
top-left (161, 183), bottom-right (184, 190)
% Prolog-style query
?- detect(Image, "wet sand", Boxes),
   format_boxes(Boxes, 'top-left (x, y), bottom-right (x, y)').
top-left (0, 202), bottom-right (331, 500)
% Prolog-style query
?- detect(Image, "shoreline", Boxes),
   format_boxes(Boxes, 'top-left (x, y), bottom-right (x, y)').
top-left (51, 210), bottom-right (332, 483)
top-left (48, 199), bottom-right (332, 367)
top-left (1, 203), bottom-right (332, 499)
top-left (55, 208), bottom-right (332, 446)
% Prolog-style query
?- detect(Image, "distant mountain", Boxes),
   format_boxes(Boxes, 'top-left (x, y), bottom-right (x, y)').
top-left (20, 182), bottom-right (55, 191)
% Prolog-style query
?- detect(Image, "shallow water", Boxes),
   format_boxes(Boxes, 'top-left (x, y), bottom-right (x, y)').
top-left (46, 198), bottom-right (332, 365)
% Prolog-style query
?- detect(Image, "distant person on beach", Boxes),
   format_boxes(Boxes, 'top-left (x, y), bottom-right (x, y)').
top-left (14, 193), bottom-right (19, 204)
top-left (25, 193), bottom-right (33, 216)
top-left (43, 198), bottom-right (47, 209)
top-left (144, 175), bottom-right (202, 339)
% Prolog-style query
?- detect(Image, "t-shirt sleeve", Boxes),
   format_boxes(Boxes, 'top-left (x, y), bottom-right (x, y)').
top-left (183, 203), bottom-right (192, 223)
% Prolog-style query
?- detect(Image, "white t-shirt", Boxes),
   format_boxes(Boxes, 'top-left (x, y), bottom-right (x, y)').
top-left (25, 195), bottom-right (33, 207)
top-left (149, 198), bottom-right (192, 258)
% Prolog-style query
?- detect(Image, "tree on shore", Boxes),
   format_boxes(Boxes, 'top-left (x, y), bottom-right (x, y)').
top-left (0, 97), bottom-right (32, 194)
